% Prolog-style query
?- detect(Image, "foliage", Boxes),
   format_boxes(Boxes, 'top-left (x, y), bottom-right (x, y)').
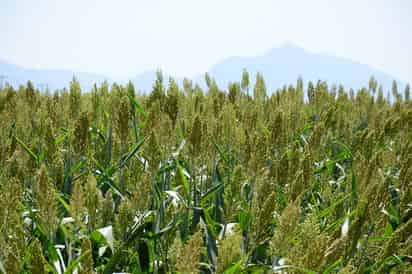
top-left (0, 75), bottom-right (411, 273)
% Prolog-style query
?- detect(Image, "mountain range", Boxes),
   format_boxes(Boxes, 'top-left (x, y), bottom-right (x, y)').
top-left (0, 44), bottom-right (406, 93)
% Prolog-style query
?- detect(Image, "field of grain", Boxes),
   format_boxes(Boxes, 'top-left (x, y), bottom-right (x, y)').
top-left (0, 73), bottom-right (411, 273)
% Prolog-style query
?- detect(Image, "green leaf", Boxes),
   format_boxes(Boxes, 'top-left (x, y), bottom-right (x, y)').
top-left (243, 264), bottom-right (272, 272)
top-left (351, 166), bottom-right (358, 206)
top-left (199, 217), bottom-right (218, 267)
top-left (200, 181), bottom-right (225, 205)
top-left (32, 226), bottom-right (60, 263)
top-left (118, 137), bottom-right (146, 170)
top-left (128, 94), bottom-right (147, 118)
top-left (223, 259), bottom-right (243, 274)
top-left (202, 207), bottom-right (218, 238)
top-left (324, 210), bottom-right (357, 233)
top-left (55, 130), bottom-right (69, 145)
top-left (15, 136), bottom-right (38, 162)
top-left (69, 158), bottom-right (86, 176)
top-left (322, 258), bottom-right (342, 274)
top-left (101, 179), bottom-right (124, 199)
top-left (238, 210), bottom-right (251, 232)
top-left (213, 141), bottom-right (229, 164)
top-left (56, 193), bottom-right (71, 214)
top-left (176, 162), bottom-right (190, 198)
top-left (318, 195), bottom-right (349, 218)
top-left (64, 250), bottom-right (91, 274)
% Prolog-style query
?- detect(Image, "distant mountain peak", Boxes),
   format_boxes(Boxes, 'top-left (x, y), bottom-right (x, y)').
top-left (261, 43), bottom-right (307, 61)
top-left (202, 45), bottom-right (404, 92)
top-left (280, 42), bottom-right (305, 50)
top-left (0, 45), bottom-right (405, 93)
top-left (264, 43), bottom-right (305, 55)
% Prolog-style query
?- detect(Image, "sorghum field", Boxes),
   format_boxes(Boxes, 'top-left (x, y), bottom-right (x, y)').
top-left (0, 72), bottom-right (411, 273)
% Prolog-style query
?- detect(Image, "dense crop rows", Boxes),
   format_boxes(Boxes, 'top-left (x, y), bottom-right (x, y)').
top-left (0, 72), bottom-right (411, 273)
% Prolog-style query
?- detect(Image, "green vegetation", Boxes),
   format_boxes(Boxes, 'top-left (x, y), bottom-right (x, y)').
top-left (0, 72), bottom-right (411, 273)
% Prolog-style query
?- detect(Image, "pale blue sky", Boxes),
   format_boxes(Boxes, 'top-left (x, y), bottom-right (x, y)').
top-left (1, 0), bottom-right (411, 82)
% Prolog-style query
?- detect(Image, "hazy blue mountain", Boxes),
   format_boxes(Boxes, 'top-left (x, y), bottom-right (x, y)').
top-left (0, 59), bottom-right (111, 91)
top-left (0, 60), bottom-right (174, 92)
top-left (196, 44), bottom-right (405, 93)
top-left (0, 44), bottom-right (406, 93)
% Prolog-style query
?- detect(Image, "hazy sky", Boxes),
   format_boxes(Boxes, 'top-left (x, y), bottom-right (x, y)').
top-left (1, 0), bottom-right (411, 81)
